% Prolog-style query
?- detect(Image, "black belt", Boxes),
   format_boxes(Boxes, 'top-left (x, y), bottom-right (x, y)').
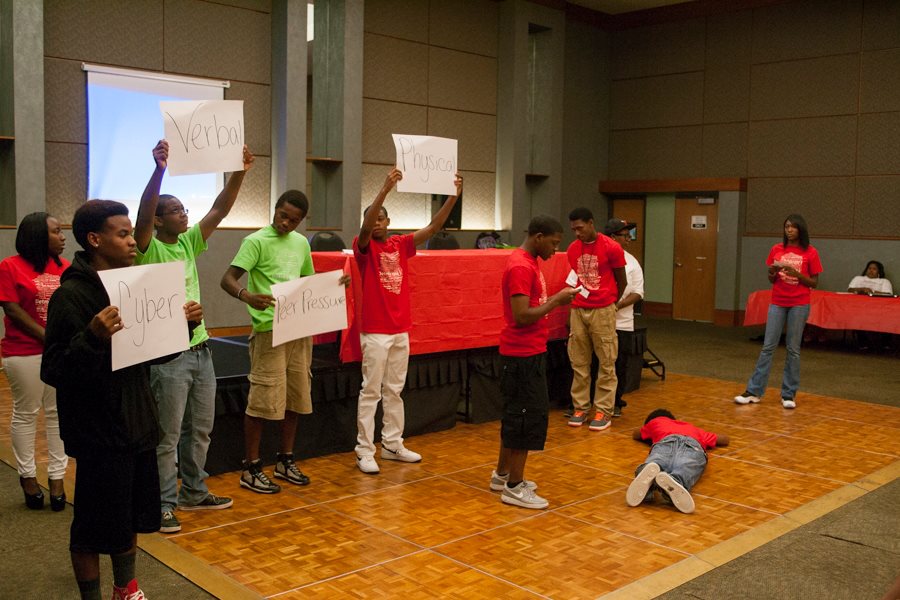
top-left (188, 341), bottom-right (209, 352)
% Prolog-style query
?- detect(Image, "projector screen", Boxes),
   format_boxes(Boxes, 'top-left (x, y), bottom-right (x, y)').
top-left (85, 64), bottom-right (227, 219)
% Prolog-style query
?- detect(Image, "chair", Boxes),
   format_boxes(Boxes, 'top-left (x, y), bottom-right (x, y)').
top-left (309, 231), bottom-right (346, 251)
top-left (474, 231), bottom-right (502, 249)
top-left (426, 231), bottom-right (460, 250)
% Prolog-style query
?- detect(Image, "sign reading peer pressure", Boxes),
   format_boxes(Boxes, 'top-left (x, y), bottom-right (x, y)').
top-left (392, 134), bottom-right (458, 196)
top-left (98, 261), bottom-right (190, 371)
top-left (271, 270), bottom-right (349, 347)
top-left (160, 100), bottom-right (245, 175)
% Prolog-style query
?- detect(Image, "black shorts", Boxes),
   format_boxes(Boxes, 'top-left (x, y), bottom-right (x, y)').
top-left (500, 353), bottom-right (549, 451)
top-left (70, 449), bottom-right (161, 555)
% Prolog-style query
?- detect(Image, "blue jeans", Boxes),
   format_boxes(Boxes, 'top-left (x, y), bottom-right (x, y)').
top-left (746, 303), bottom-right (810, 401)
top-left (151, 347), bottom-right (217, 511)
top-left (635, 435), bottom-right (707, 501)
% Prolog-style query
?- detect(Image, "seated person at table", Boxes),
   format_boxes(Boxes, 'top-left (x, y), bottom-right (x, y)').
top-left (352, 168), bottom-right (462, 474)
top-left (848, 260), bottom-right (894, 351)
top-left (626, 409), bottom-right (729, 514)
top-left (848, 260), bottom-right (892, 296)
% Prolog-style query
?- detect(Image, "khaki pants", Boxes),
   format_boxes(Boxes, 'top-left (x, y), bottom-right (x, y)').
top-left (568, 305), bottom-right (618, 416)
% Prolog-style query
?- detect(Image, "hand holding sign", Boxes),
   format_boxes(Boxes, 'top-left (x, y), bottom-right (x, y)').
top-left (391, 134), bottom-right (458, 195)
top-left (160, 100), bottom-right (245, 176)
top-left (97, 262), bottom-right (190, 370)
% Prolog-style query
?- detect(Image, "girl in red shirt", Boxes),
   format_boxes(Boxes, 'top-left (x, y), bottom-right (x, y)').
top-left (0, 212), bottom-right (70, 510)
top-left (735, 214), bottom-right (822, 409)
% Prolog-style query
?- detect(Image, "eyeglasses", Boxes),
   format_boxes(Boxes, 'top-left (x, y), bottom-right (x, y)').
top-left (612, 232), bottom-right (629, 238)
top-left (161, 207), bottom-right (189, 216)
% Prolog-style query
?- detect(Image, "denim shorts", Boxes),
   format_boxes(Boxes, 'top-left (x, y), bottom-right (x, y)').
top-left (500, 353), bottom-right (549, 451)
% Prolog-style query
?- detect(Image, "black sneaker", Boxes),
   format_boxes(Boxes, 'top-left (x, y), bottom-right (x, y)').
top-left (240, 459), bottom-right (281, 494)
top-left (180, 493), bottom-right (234, 511)
top-left (274, 453), bottom-right (311, 486)
top-left (160, 509), bottom-right (181, 533)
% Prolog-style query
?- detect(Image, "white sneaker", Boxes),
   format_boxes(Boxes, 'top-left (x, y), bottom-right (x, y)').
top-left (655, 472), bottom-right (695, 514)
top-left (501, 481), bottom-right (549, 509)
top-left (734, 392), bottom-right (761, 405)
top-left (356, 455), bottom-right (380, 474)
top-left (781, 398), bottom-right (796, 409)
top-left (489, 470), bottom-right (538, 492)
top-left (626, 462), bottom-right (660, 507)
top-left (381, 445), bottom-right (422, 463)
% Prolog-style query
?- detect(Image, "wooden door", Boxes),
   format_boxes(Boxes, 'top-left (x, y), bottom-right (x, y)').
top-left (672, 197), bottom-right (717, 321)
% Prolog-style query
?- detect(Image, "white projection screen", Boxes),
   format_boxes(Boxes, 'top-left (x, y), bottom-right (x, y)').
top-left (84, 64), bottom-right (228, 219)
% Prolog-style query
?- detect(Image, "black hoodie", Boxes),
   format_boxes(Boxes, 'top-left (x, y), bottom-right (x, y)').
top-left (41, 251), bottom-right (169, 457)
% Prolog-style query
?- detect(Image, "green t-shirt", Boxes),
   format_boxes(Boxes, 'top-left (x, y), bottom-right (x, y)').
top-left (135, 223), bottom-right (209, 346)
top-left (230, 226), bottom-right (314, 332)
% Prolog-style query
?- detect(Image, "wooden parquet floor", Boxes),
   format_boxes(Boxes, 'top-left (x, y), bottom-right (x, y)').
top-left (2, 372), bottom-right (898, 599)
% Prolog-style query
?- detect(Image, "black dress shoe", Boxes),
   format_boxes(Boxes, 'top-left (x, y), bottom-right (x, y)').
top-left (20, 477), bottom-right (44, 510)
top-left (49, 479), bottom-right (66, 512)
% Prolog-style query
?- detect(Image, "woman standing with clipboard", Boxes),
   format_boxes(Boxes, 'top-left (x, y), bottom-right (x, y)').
top-left (734, 214), bottom-right (823, 410)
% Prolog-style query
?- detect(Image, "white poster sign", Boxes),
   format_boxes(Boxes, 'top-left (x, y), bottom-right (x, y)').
top-left (98, 261), bottom-right (190, 371)
top-left (271, 270), bottom-right (349, 347)
top-left (691, 215), bottom-right (708, 229)
top-left (160, 100), bottom-right (244, 175)
top-left (392, 134), bottom-right (458, 195)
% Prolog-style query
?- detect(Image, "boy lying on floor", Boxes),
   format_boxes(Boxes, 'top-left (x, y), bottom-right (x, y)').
top-left (626, 408), bottom-right (730, 514)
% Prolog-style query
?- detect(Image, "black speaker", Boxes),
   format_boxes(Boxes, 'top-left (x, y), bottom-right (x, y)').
top-left (432, 190), bottom-right (462, 230)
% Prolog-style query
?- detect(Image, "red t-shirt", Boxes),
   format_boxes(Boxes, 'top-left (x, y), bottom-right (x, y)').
top-left (353, 233), bottom-right (416, 334)
top-left (566, 236), bottom-right (626, 309)
top-left (499, 248), bottom-right (549, 357)
top-left (0, 255), bottom-right (70, 357)
top-left (767, 243), bottom-right (823, 307)
top-left (639, 416), bottom-right (718, 450)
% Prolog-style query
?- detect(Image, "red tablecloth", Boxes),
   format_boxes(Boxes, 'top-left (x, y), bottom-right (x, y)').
top-left (312, 249), bottom-right (572, 362)
top-left (743, 289), bottom-right (900, 334)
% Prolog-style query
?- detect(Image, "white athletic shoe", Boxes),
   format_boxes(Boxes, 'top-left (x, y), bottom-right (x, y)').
top-left (356, 455), bottom-right (380, 474)
top-left (626, 462), bottom-right (660, 507)
top-left (781, 398), bottom-right (796, 409)
top-left (489, 470), bottom-right (538, 492)
top-left (380, 445), bottom-right (422, 463)
top-left (734, 392), bottom-right (761, 405)
top-left (501, 481), bottom-right (549, 510)
top-left (655, 472), bottom-right (695, 514)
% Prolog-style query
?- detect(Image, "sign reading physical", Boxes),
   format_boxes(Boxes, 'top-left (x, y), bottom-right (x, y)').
top-left (392, 134), bottom-right (458, 196)
top-left (97, 261), bottom-right (190, 371)
top-left (270, 270), bottom-right (349, 347)
top-left (160, 100), bottom-right (245, 176)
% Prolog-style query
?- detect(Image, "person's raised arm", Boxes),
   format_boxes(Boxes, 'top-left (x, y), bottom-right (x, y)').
top-left (358, 168), bottom-right (402, 250)
top-left (715, 434), bottom-right (730, 447)
top-left (198, 145), bottom-right (255, 241)
top-left (134, 140), bottom-right (168, 252)
top-left (412, 174), bottom-right (463, 246)
top-left (509, 286), bottom-right (578, 327)
top-left (0, 302), bottom-right (45, 343)
top-left (221, 265), bottom-right (275, 312)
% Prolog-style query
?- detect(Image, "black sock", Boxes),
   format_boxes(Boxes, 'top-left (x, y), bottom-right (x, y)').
top-left (507, 480), bottom-right (523, 489)
top-left (77, 578), bottom-right (101, 600)
top-left (110, 552), bottom-right (135, 588)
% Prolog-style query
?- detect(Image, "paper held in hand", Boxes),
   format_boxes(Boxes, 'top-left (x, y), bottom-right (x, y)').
top-left (160, 100), bottom-right (245, 176)
top-left (392, 134), bottom-right (458, 196)
top-left (97, 261), bottom-right (190, 371)
top-left (565, 269), bottom-right (590, 299)
top-left (271, 270), bottom-right (349, 347)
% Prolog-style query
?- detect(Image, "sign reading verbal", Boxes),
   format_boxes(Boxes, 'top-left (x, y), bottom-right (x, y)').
top-left (271, 270), bottom-right (349, 347)
top-left (392, 134), bottom-right (458, 195)
top-left (98, 261), bottom-right (190, 371)
top-left (160, 100), bottom-right (244, 175)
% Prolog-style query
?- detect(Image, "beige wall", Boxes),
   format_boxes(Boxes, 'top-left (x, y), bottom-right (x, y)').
top-left (607, 0), bottom-right (900, 239)
top-left (42, 0), bottom-right (274, 226)
top-left (360, 0), bottom-right (499, 231)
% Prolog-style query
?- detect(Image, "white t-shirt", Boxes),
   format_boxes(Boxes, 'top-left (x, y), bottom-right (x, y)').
top-left (848, 275), bottom-right (893, 295)
top-left (616, 250), bottom-right (644, 332)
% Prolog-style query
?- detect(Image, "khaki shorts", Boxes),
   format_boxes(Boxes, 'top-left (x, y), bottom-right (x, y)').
top-left (246, 331), bottom-right (312, 420)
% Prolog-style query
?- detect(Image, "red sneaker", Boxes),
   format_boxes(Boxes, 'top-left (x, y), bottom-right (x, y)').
top-left (111, 579), bottom-right (145, 600)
